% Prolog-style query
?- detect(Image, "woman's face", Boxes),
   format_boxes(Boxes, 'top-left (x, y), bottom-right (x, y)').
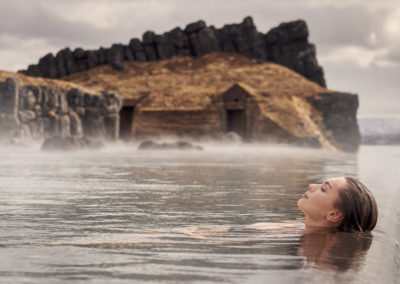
top-left (297, 177), bottom-right (347, 223)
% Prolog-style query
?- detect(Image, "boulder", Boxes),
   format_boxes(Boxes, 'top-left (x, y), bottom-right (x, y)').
top-left (38, 53), bottom-right (58, 78)
top-left (41, 136), bottom-right (104, 151)
top-left (98, 47), bottom-right (108, 64)
top-left (197, 27), bottom-right (220, 54)
top-left (73, 48), bottom-right (88, 72)
top-left (217, 26), bottom-right (236, 52)
top-left (18, 110), bottom-right (36, 123)
top-left (166, 27), bottom-right (191, 56)
top-left (55, 50), bottom-right (67, 77)
top-left (26, 64), bottom-right (41, 77)
top-left (107, 44), bottom-right (124, 65)
top-left (124, 45), bottom-right (135, 61)
top-left (154, 34), bottom-right (174, 59)
top-left (142, 31), bottom-right (157, 60)
top-left (138, 140), bottom-right (203, 151)
top-left (61, 48), bottom-right (78, 75)
top-left (221, 131), bottom-right (242, 144)
top-left (86, 50), bottom-right (99, 69)
top-left (73, 48), bottom-right (86, 59)
top-left (184, 20), bottom-right (206, 34)
top-left (129, 38), bottom-right (147, 61)
top-left (188, 33), bottom-right (202, 56)
top-left (240, 17), bottom-right (265, 61)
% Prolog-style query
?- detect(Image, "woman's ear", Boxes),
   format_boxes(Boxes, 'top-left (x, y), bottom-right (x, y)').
top-left (327, 209), bottom-right (344, 223)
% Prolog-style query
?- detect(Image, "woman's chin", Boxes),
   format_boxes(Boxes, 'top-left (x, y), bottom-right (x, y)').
top-left (297, 199), bottom-right (305, 212)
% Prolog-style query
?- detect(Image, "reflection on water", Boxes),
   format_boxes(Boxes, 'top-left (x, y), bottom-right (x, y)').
top-left (0, 143), bottom-right (398, 283)
top-left (299, 230), bottom-right (373, 271)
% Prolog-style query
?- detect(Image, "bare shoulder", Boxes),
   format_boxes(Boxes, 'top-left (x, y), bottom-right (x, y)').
top-left (246, 222), bottom-right (304, 230)
top-left (172, 225), bottom-right (230, 240)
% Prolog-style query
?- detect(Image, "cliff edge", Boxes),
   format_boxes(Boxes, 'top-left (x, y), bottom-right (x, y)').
top-left (19, 17), bottom-right (326, 87)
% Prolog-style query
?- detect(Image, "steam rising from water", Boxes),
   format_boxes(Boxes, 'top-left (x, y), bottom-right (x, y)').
top-left (0, 142), bottom-right (398, 283)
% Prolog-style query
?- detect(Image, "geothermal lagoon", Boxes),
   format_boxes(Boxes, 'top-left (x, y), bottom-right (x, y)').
top-left (0, 143), bottom-right (398, 283)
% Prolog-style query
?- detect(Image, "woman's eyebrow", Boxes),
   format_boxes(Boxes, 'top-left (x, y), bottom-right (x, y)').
top-left (324, 181), bottom-right (332, 190)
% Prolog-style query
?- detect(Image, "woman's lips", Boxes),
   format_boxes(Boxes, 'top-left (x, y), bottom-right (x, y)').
top-left (303, 192), bottom-right (308, 199)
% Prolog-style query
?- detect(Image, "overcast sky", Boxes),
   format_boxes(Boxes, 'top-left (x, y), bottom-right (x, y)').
top-left (0, 0), bottom-right (399, 118)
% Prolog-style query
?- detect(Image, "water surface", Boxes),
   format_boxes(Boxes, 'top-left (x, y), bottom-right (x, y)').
top-left (0, 143), bottom-right (399, 283)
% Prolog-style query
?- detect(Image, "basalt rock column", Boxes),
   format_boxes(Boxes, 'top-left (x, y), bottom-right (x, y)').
top-left (0, 78), bottom-right (20, 135)
top-left (19, 17), bottom-right (327, 87)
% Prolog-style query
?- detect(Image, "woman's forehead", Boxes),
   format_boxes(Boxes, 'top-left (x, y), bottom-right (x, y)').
top-left (326, 177), bottom-right (347, 189)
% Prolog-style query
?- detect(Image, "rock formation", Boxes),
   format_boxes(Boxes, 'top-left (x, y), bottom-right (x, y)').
top-left (307, 92), bottom-right (361, 152)
top-left (59, 52), bottom-right (359, 151)
top-left (138, 140), bottom-right (204, 151)
top-left (41, 136), bottom-right (104, 151)
top-left (0, 77), bottom-right (122, 143)
top-left (19, 17), bottom-right (326, 87)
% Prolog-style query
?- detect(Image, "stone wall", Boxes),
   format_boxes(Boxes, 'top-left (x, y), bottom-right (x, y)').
top-left (0, 77), bottom-right (122, 142)
top-left (19, 17), bottom-right (326, 87)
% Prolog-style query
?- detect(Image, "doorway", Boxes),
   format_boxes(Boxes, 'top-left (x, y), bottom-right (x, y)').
top-left (119, 106), bottom-right (134, 140)
top-left (226, 109), bottom-right (245, 138)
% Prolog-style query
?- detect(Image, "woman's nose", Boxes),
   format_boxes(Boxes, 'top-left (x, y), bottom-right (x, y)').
top-left (308, 184), bottom-right (316, 191)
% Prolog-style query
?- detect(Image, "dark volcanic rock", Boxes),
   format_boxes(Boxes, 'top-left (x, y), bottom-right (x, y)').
top-left (98, 47), bottom-right (108, 64)
top-left (197, 27), bottom-right (220, 54)
top-left (166, 27), bottom-right (191, 56)
top-left (142, 31), bottom-right (158, 60)
top-left (185, 20), bottom-right (206, 34)
top-left (25, 64), bottom-right (41, 77)
top-left (61, 48), bottom-right (78, 75)
top-left (124, 45), bottom-right (135, 61)
top-left (138, 140), bottom-right (204, 151)
top-left (308, 92), bottom-right (360, 152)
top-left (39, 53), bottom-right (58, 78)
top-left (20, 17), bottom-right (326, 87)
top-left (265, 20), bottom-right (325, 86)
top-left (86, 50), bottom-right (99, 69)
top-left (55, 50), bottom-right (67, 77)
top-left (0, 78), bottom-right (20, 130)
top-left (73, 48), bottom-right (88, 72)
top-left (41, 136), bottom-right (104, 151)
top-left (129, 38), bottom-right (147, 61)
top-left (107, 44), bottom-right (124, 65)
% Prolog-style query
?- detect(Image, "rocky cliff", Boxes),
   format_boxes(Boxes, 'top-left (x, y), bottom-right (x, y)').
top-left (0, 75), bottom-right (121, 143)
top-left (60, 52), bottom-right (360, 151)
top-left (19, 17), bottom-right (326, 87)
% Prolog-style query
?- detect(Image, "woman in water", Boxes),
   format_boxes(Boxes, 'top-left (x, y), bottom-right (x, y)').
top-left (179, 176), bottom-right (378, 238)
top-left (249, 176), bottom-right (378, 232)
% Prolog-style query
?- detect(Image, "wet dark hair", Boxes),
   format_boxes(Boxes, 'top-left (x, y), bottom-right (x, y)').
top-left (334, 177), bottom-right (378, 233)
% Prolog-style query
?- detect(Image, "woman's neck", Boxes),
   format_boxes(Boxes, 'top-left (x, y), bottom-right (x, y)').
top-left (304, 217), bottom-right (339, 233)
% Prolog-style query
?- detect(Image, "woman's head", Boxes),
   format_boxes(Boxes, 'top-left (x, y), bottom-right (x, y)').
top-left (297, 177), bottom-right (378, 232)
